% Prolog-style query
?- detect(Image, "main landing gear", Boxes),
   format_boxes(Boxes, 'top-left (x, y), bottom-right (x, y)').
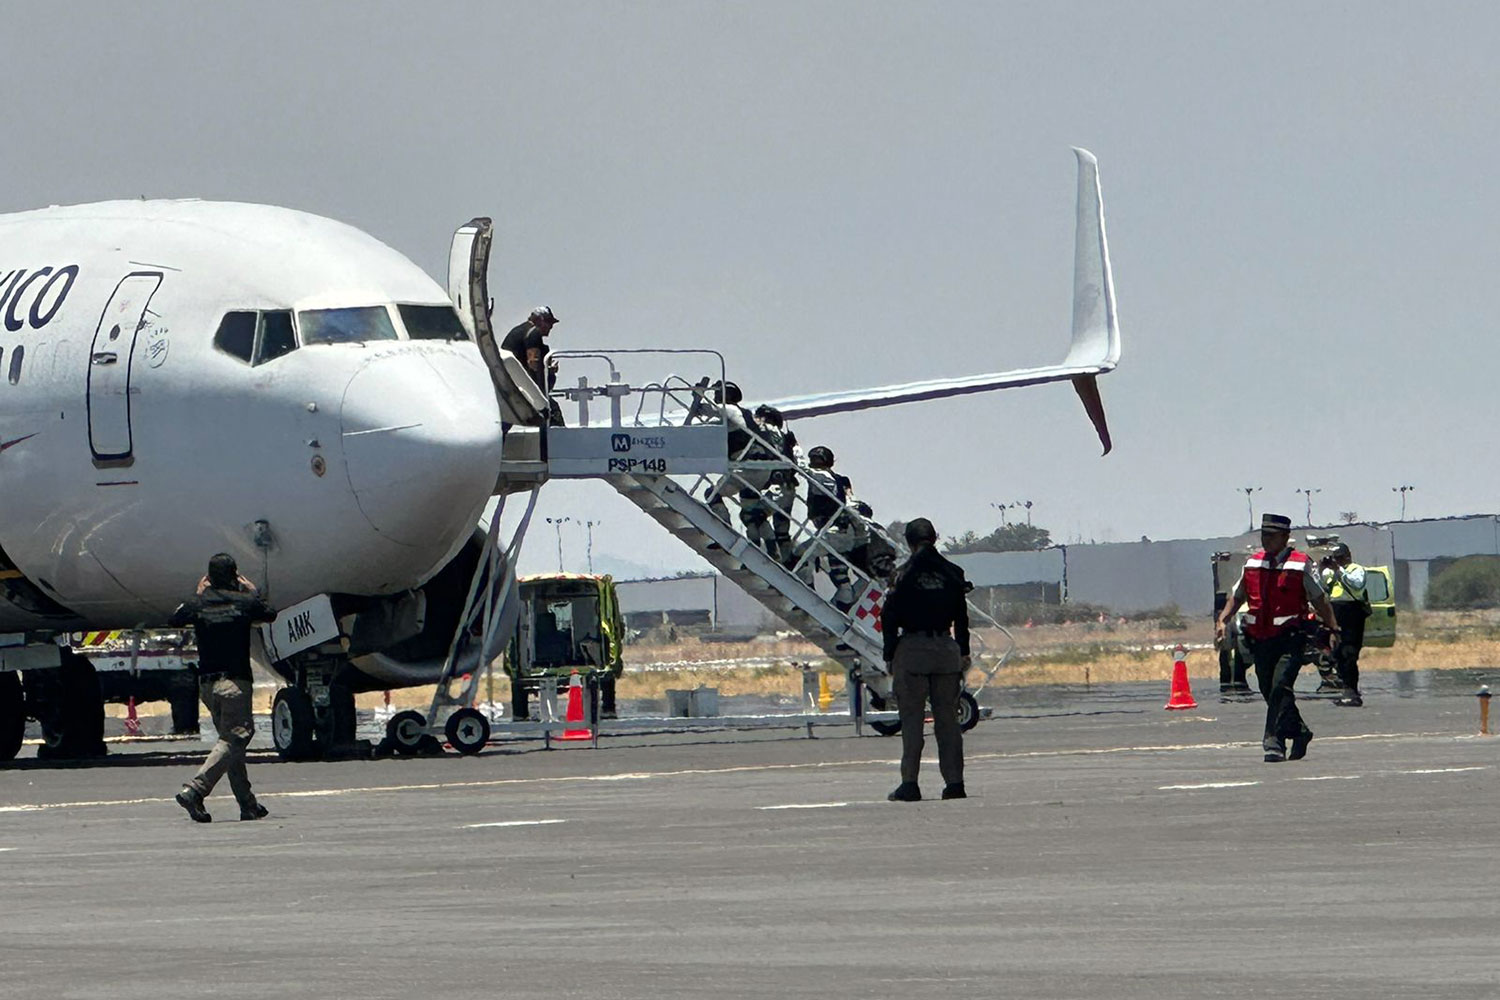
top-left (269, 648), bottom-right (361, 761)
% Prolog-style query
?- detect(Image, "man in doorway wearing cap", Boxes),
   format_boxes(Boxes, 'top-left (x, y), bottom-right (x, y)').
top-left (501, 306), bottom-right (560, 395)
top-left (1216, 514), bottom-right (1341, 762)
top-left (1321, 543), bottom-right (1370, 707)
top-left (880, 518), bottom-right (970, 801)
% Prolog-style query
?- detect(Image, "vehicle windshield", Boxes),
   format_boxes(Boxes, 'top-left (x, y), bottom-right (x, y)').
top-left (298, 306), bottom-right (399, 345)
top-left (399, 304), bottom-right (469, 341)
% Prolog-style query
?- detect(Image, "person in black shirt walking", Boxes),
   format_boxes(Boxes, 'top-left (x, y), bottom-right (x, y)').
top-left (170, 554), bottom-right (276, 823)
top-left (880, 518), bottom-right (970, 802)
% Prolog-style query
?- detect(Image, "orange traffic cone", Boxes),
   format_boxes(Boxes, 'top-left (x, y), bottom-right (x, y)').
top-left (1165, 644), bottom-right (1197, 710)
top-left (560, 670), bottom-right (592, 741)
top-left (124, 696), bottom-right (141, 737)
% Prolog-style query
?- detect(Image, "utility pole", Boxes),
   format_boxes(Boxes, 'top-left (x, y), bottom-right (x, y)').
top-left (583, 519), bottom-right (600, 574)
top-left (545, 516), bottom-right (571, 572)
top-left (1295, 487), bottom-right (1322, 526)
top-left (1392, 484), bottom-right (1415, 521)
top-left (1239, 487), bottom-right (1262, 531)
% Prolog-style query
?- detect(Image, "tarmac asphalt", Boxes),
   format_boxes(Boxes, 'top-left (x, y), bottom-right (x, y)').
top-left (2, 671), bottom-right (1497, 1000)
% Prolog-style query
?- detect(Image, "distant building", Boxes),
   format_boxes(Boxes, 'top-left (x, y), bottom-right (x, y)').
top-left (614, 573), bottom-right (783, 632)
top-left (949, 515), bottom-right (1500, 615)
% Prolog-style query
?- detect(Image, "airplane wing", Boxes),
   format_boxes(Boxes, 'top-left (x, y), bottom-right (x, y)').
top-left (764, 148), bottom-right (1122, 454)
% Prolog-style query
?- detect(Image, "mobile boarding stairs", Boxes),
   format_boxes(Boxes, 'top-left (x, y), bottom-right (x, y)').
top-left (398, 348), bottom-right (1013, 754)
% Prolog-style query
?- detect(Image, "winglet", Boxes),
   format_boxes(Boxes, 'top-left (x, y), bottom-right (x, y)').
top-left (763, 147), bottom-right (1123, 453)
top-left (1065, 147), bottom-right (1121, 373)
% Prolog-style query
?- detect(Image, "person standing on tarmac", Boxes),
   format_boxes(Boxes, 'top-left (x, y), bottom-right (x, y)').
top-left (1321, 542), bottom-right (1369, 707)
top-left (170, 554), bottom-right (277, 823)
top-left (882, 518), bottom-right (970, 802)
top-left (1215, 514), bottom-right (1341, 763)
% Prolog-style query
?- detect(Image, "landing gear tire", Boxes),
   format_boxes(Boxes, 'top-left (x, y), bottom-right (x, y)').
top-left (272, 687), bottom-right (317, 760)
top-left (169, 684), bottom-right (201, 736)
top-left (325, 684), bottom-right (357, 747)
top-left (867, 691), bottom-right (901, 737)
top-left (0, 672), bottom-right (23, 761)
top-left (957, 690), bottom-right (980, 733)
top-left (601, 673), bottom-right (618, 719)
top-left (387, 710), bottom-right (430, 755)
top-left (444, 707), bottom-right (490, 755)
top-left (37, 653), bottom-right (107, 759)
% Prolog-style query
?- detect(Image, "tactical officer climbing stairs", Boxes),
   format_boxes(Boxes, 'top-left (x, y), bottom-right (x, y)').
top-left (611, 469), bottom-right (891, 698)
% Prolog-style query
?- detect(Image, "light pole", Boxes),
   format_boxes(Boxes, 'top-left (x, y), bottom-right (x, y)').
top-left (583, 519), bottom-right (600, 574)
top-left (1296, 487), bottom-right (1322, 526)
top-left (545, 516), bottom-right (571, 572)
top-left (1392, 484), bottom-right (1415, 521)
top-left (990, 501), bottom-right (1012, 525)
top-left (1239, 487), bottom-right (1262, 531)
top-left (1016, 500), bottom-right (1034, 526)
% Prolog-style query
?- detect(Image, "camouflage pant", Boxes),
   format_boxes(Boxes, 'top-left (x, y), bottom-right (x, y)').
top-left (188, 676), bottom-right (257, 806)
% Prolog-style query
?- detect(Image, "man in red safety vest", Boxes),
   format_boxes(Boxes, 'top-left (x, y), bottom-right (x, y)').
top-left (1215, 513), bottom-right (1341, 763)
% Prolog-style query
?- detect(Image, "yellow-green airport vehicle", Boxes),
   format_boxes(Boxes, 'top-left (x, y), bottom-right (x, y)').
top-left (507, 573), bottom-right (625, 720)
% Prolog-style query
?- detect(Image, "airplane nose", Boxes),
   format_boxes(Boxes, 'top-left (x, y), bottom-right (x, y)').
top-left (340, 351), bottom-right (503, 550)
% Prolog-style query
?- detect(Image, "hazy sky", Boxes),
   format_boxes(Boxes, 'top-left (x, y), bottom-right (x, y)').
top-left (7, 2), bottom-right (1497, 576)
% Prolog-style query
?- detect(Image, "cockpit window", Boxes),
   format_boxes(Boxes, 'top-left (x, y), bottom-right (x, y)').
top-left (214, 311), bottom-right (257, 362)
top-left (298, 306), bottom-right (398, 345)
top-left (257, 311), bottom-right (297, 364)
top-left (399, 304), bottom-right (469, 341)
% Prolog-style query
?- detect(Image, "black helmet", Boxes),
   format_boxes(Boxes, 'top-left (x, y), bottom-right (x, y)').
top-left (808, 445), bottom-right (834, 467)
top-left (904, 517), bottom-right (938, 545)
top-left (754, 404), bottom-right (784, 427)
top-left (712, 380), bottom-right (742, 405)
top-left (852, 500), bottom-right (873, 518)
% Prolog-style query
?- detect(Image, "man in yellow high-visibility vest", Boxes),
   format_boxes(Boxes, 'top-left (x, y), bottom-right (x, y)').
top-left (1320, 543), bottom-right (1369, 707)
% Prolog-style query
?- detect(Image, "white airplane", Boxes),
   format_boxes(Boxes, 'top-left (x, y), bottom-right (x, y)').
top-left (0, 148), bottom-right (1120, 762)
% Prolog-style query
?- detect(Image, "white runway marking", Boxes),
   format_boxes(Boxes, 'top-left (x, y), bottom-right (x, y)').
top-left (1296, 775), bottom-right (1363, 781)
top-left (1398, 766), bottom-right (1488, 775)
top-left (463, 819), bottom-right (568, 829)
top-left (1158, 781), bottom-right (1261, 790)
top-left (758, 801), bottom-right (855, 810)
top-left (0, 847), bottom-right (17, 852)
top-left (0, 728), bottom-right (1474, 816)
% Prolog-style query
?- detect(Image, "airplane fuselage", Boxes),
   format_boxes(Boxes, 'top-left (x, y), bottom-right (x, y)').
top-left (0, 200), bottom-right (503, 633)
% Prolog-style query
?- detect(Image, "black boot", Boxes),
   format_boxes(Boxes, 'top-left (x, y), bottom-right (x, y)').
top-left (175, 787), bottom-right (212, 823)
top-left (240, 801), bottom-right (269, 821)
top-left (887, 782), bottom-right (921, 802)
top-left (941, 783), bottom-right (967, 800)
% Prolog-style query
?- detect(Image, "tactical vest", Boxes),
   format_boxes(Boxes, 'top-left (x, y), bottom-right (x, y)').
top-left (1326, 562), bottom-right (1368, 603)
top-left (1242, 548), bottom-right (1311, 640)
top-left (806, 468), bottom-right (849, 525)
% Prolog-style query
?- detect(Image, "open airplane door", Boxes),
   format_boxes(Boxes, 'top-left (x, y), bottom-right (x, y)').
top-left (448, 218), bottom-right (549, 427)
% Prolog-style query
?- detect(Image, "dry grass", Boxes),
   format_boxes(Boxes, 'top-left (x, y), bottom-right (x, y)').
top-left (104, 611), bottom-right (1500, 716)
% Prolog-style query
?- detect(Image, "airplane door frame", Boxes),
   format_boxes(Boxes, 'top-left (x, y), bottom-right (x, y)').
top-left (87, 271), bottom-right (162, 465)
